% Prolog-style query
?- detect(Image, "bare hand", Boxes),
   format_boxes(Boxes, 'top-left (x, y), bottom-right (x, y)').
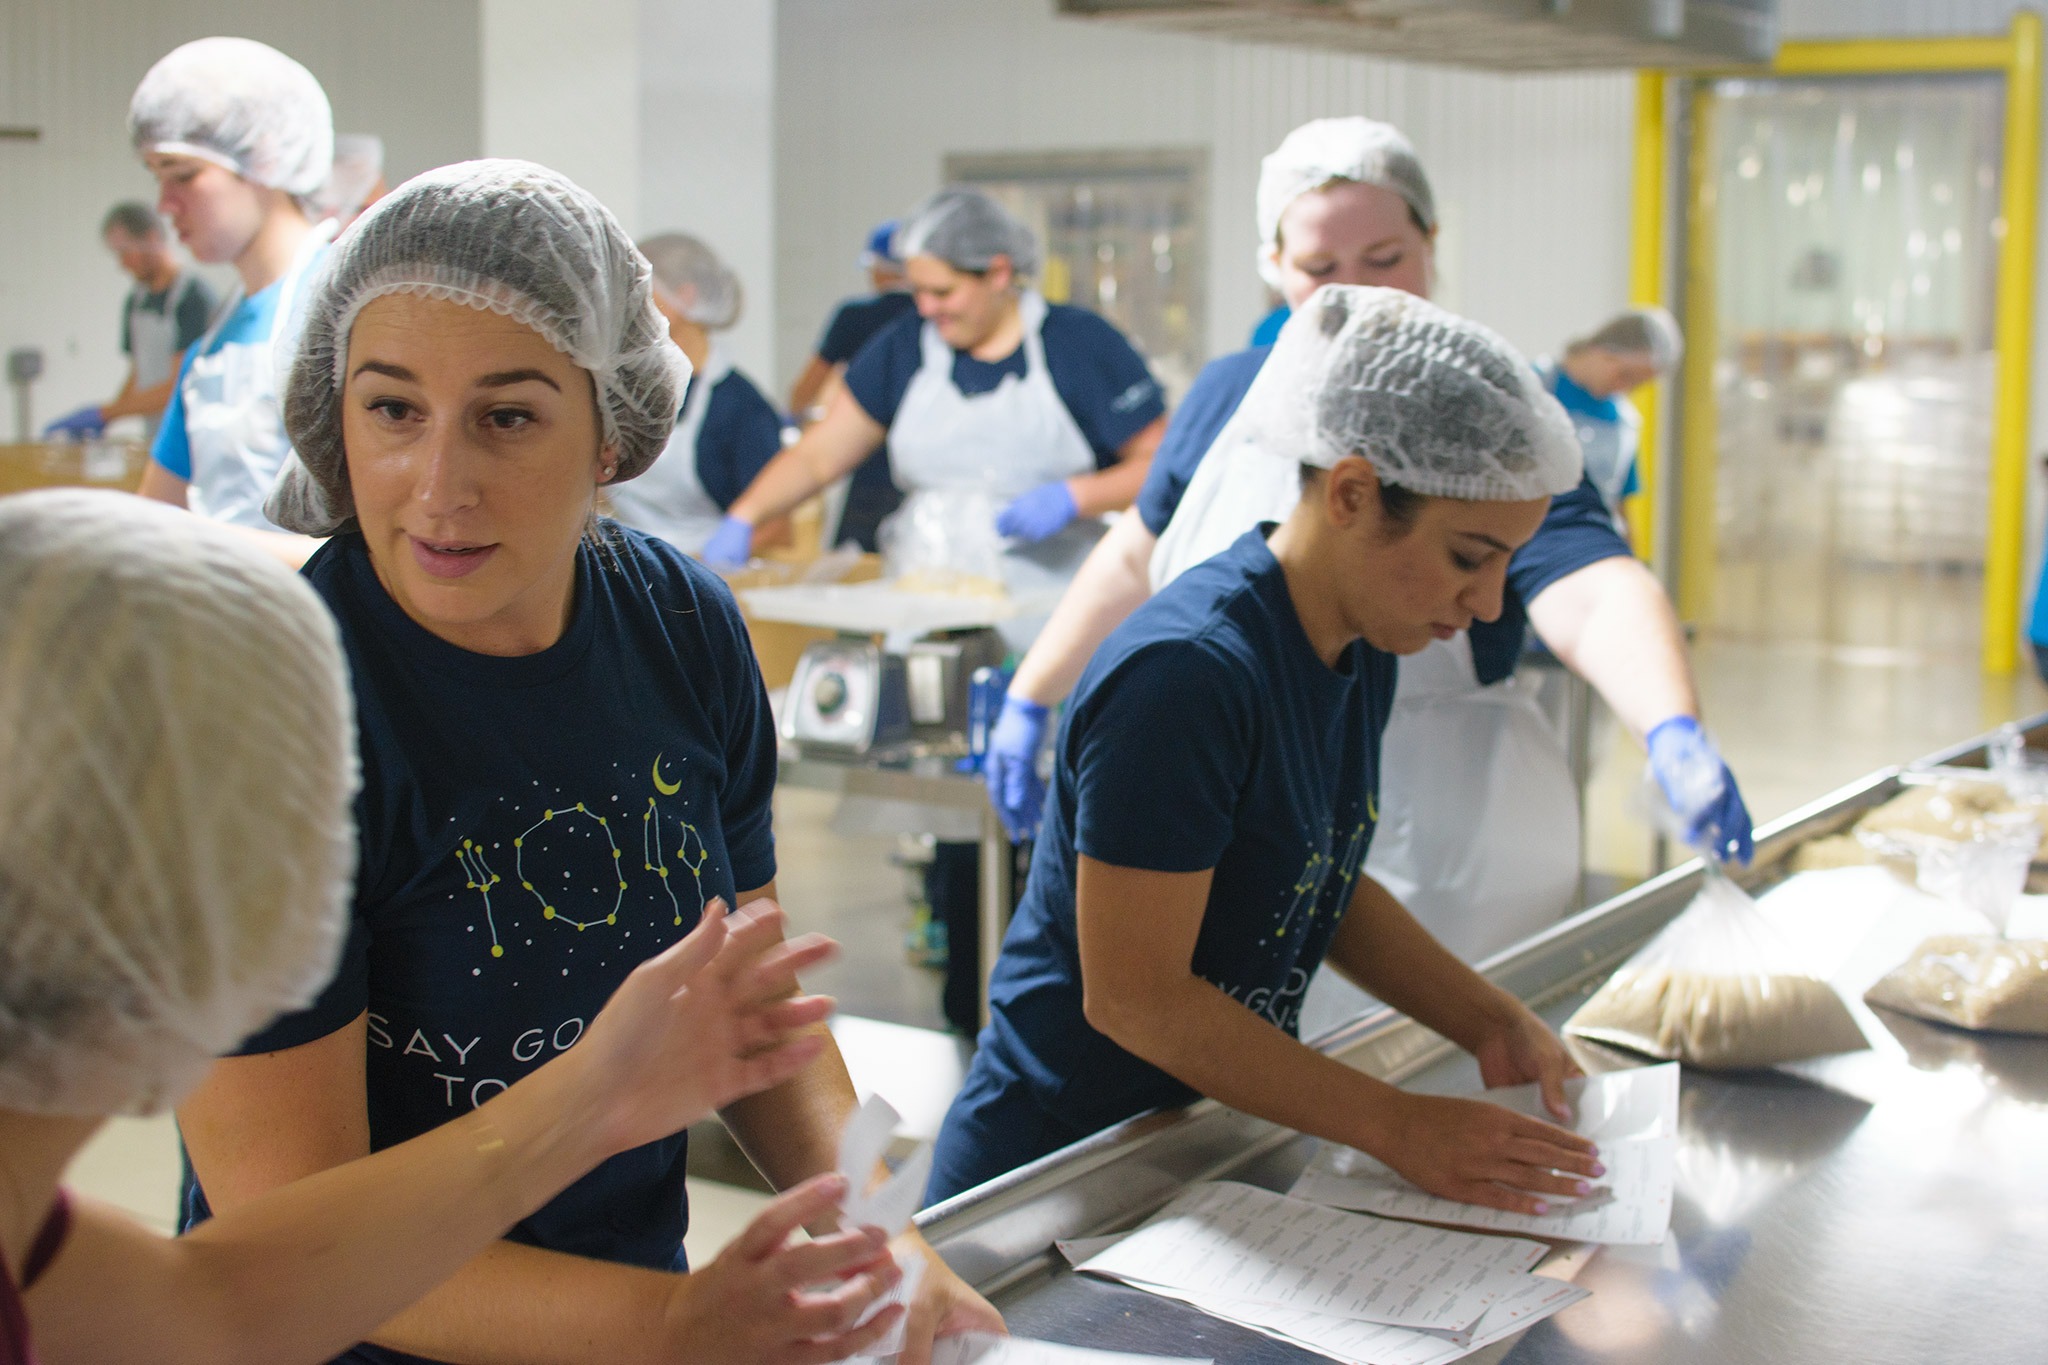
top-left (664, 1174), bottom-right (903, 1364)
top-left (893, 1230), bottom-right (1005, 1365)
top-left (1375, 1091), bottom-right (1603, 1216)
top-left (1470, 1003), bottom-right (1583, 1123)
top-left (571, 898), bottom-right (837, 1157)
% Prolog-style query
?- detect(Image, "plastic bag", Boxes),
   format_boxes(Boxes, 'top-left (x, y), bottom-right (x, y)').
top-left (1567, 873), bottom-right (1869, 1069)
top-left (878, 488), bottom-right (1007, 597)
top-left (1864, 935), bottom-right (2048, 1035)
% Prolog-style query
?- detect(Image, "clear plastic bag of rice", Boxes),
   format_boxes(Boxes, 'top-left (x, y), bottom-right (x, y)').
top-left (878, 488), bottom-right (1008, 598)
top-left (1864, 935), bottom-right (2048, 1035)
top-left (1567, 873), bottom-right (1870, 1069)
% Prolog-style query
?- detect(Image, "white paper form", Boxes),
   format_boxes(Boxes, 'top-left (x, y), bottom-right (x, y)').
top-left (931, 1332), bottom-right (1211, 1365)
top-left (1287, 1064), bottom-right (1681, 1247)
top-left (1077, 1182), bottom-right (1550, 1333)
top-left (837, 1095), bottom-right (935, 1363)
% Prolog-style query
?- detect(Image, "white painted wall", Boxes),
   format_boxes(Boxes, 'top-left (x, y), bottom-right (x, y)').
top-left (773, 0), bottom-right (1637, 395)
top-left (481, 0), bottom-right (640, 232)
top-left (0, 0), bottom-right (481, 437)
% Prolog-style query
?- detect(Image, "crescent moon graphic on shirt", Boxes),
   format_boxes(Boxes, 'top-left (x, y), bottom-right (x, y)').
top-left (652, 753), bottom-right (682, 797)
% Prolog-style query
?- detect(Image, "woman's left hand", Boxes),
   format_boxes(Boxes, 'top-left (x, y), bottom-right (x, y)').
top-left (895, 1231), bottom-right (1005, 1365)
top-left (1470, 1003), bottom-right (1583, 1124)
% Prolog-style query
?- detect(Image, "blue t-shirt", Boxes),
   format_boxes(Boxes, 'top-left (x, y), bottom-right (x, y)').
top-left (1549, 366), bottom-right (1640, 499)
top-left (183, 529), bottom-right (777, 1363)
top-left (816, 290), bottom-right (919, 365)
top-left (149, 279), bottom-right (283, 481)
top-left (692, 367), bottom-right (786, 510)
top-left (1249, 305), bottom-right (1290, 348)
top-left (842, 303), bottom-right (1166, 468)
top-left (979, 529), bottom-right (1397, 1135)
top-left (1134, 345), bottom-right (1633, 686)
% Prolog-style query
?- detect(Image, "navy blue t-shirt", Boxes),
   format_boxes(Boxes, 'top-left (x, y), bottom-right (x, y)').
top-left (185, 529), bottom-right (777, 1365)
top-left (842, 303), bottom-right (1166, 468)
top-left (1134, 344), bottom-right (1632, 685)
top-left (693, 367), bottom-right (786, 509)
top-left (978, 528), bottom-right (1397, 1135)
top-left (816, 290), bottom-right (919, 365)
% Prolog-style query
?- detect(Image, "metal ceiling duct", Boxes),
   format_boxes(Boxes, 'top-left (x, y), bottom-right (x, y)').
top-left (1055, 0), bottom-right (1778, 72)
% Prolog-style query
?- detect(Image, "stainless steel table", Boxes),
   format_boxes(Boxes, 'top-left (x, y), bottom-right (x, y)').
top-left (777, 747), bottom-right (1012, 1027)
top-left (914, 716), bottom-right (2048, 1364)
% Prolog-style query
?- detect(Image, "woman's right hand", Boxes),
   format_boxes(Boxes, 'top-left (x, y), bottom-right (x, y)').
top-left (1370, 1091), bottom-right (1604, 1216)
top-left (661, 1174), bottom-right (904, 1364)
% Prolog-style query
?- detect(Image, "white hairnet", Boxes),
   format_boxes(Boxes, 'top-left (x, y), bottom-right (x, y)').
top-left (129, 37), bottom-right (334, 197)
top-left (269, 159), bottom-right (692, 536)
top-left (896, 188), bottom-right (1040, 277)
top-left (1149, 287), bottom-right (1581, 588)
top-left (640, 232), bottom-right (743, 330)
top-left (312, 132), bottom-right (387, 223)
top-left (0, 490), bottom-right (356, 1117)
top-left (1256, 117), bottom-right (1437, 289)
top-left (1574, 305), bottom-right (1685, 373)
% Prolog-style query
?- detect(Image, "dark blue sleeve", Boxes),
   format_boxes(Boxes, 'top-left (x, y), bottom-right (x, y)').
top-left (816, 298), bottom-right (871, 364)
top-left (1506, 474), bottom-right (1634, 605)
top-left (174, 279), bottom-right (217, 351)
top-left (696, 560), bottom-right (779, 890)
top-left (840, 313), bottom-right (926, 429)
top-left (1070, 641), bottom-right (1252, 873)
top-left (1041, 306), bottom-right (1166, 466)
top-left (695, 371), bottom-right (786, 511)
top-left (1134, 347), bottom-right (1269, 535)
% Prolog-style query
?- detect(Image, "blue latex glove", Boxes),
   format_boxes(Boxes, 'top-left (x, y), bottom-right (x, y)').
top-left (995, 482), bottom-right (1079, 543)
top-left (1646, 716), bottom-right (1754, 865)
top-left (984, 694), bottom-right (1050, 842)
top-left (42, 405), bottom-right (105, 440)
top-left (700, 515), bottom-right (754, 568)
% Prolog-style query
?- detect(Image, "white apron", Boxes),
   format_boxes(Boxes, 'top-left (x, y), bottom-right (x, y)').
top-left (888, 290), bottom-right (1102, 652)
top-left (1538, 359), bottom-right (1639, 520)
top-left (180, 222), bottom-right (334, 530)
top-left (126, 275), bottom-right (199, 445)
top-left (605, 344), bottom-right (733, 556)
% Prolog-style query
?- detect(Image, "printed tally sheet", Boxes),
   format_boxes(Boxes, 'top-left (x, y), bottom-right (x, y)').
top-left (1068, 1182), bottom-right (1588, 1365)
top-left (1288, 1063), bottom-right (1681, 1247)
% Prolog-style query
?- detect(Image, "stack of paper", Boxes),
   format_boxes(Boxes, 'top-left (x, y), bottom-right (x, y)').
top-left (1286, 1064), bottom-right (1681, 1248)
top-left (1072, 1182), bottom-right (1588, 1365)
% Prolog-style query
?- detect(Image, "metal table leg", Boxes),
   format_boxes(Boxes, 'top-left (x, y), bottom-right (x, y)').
top-left (977, 809), bottom-right (1014, 1031)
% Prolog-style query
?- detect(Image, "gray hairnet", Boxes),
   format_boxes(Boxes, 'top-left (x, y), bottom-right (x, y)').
top-left (1240, 286), bottom-right (1581, 499)
top-left (129, 37), bottom-right (334, 197)
top-left (1572, 305), bottom-right (1685, 373)
top-left (640, 232), bottom-right (743, 330)
top-left (269, 159), bottom-right (692, 536)
top-left (0, 490), bottom-right (356, 1117)
top-left (312, 132), bottom-right (387, 223)
top-left (1257, 117), bottom-right (1437, 288)
top-left (896, 188), bottom-right (1040, 277)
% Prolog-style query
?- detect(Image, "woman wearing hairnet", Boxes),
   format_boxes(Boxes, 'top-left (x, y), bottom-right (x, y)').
top-left (128, 37), bottom-right (336, 541)
top-left (699, 186), bottom-right (1168, 602)
top-left (1538, 306), bottom-right (1685, 533)
top-left (181, 161), bottom-right (1000, 1365)
top-left (0, 491), bottom-right (852, 1364)
top-left (926, 288), bottom-right (1604, 1204)
top-left (603, 233), bottom-right (788, 557)
top-left (989, 117), bottom-right (1752, 978)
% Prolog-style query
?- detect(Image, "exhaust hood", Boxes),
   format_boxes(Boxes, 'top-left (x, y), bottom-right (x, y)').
top-left (1055, 0), bottom-right (1778, 71)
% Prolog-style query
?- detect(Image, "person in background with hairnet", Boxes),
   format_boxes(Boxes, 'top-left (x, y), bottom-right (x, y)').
top-left (313, 133), bottom-right (391, 231)
top-left (128, 36), bottom-right (335, 550)
top-left (0, 489), bottom-right (852, 1365)
top-left (187, 159), bottom-right (1001, 1365)
top-left (603, 233), bottom-right (788, 558)
top-left (925, 288), bottom-right (1605, 1204)
top-left (1537, 305), bottom-right (1684, 536)
top-left (42, 203), bottom-right (218, 446)
top-left (705, 186), bottom-right (1169, 1034)
top-left (988, 117), bottom-right (1751, 989)
top-left (786, 220), bottom-right (917, 551)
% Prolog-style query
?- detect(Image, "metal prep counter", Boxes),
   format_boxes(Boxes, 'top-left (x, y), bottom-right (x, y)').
top-left (914, 717), bottom-right (2048, 1364)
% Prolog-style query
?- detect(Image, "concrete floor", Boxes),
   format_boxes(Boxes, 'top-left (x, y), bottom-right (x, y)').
top-left (62, 625), bottom-right (2048, 1267)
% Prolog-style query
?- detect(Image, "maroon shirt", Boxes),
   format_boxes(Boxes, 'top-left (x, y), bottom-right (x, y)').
top-left (0, 1192), bottom-right (72, 1365)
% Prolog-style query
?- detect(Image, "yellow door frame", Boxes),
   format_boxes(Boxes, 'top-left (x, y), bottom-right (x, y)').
top-left (1630, 12), bottom-right (2043, 672)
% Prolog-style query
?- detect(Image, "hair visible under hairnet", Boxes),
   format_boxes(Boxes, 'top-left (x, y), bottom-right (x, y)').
top-left (896, 188), bottom-right (1039, 277)
top-left (268, 159), bottom-right (692, 536)
top-left (129, 36), bottom-right (334, 196)
top-left (0, 490), bottom-right (356, 1118)
top-left (640, 231), bottom-right (743, 330)
top-left (1257, 117), bottom-right (1437, 289)
top-left (1571, 305), bottom-right (1685, 373)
